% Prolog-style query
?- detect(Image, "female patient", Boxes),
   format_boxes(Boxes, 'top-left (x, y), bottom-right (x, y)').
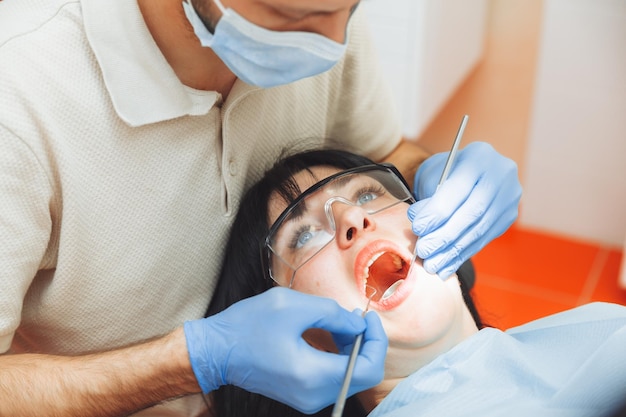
top-left (206, 149), bottom-right (626, 417)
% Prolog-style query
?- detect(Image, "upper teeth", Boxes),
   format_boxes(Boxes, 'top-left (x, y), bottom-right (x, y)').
top-left (365, 252), bottom-right (384, 271)
top-left (363, 251), bottom-right (403, 292)
top-left (392, 254), bottom-right (403, 269)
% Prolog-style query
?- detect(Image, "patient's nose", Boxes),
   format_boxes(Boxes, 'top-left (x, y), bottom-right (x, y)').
top-left (332, 204), bottom-right (376, 248)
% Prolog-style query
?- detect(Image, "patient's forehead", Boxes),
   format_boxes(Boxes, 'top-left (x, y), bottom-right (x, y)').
top-left (267, 165), bottom-right (341, 224)
top-left (295, 166), bottom-right (341, 189)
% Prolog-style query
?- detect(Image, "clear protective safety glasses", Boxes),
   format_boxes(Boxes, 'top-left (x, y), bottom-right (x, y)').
top-left (261, 164), bottom-right (415, 288)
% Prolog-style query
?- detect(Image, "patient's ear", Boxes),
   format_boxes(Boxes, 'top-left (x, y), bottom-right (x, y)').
top-left (303, 328), bottom-right (339, 353)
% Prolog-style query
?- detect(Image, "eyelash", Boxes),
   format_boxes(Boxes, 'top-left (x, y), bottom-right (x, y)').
top-left (354, 184), bottom-right (386, 202)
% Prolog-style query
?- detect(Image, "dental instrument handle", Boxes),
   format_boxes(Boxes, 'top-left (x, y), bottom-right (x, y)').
top-left (408, 114), bottom-right (469, 282)
top-left (331, 296), bottom-right (373, 417)
top-left (403, 248), bottom-right (419, 287)
top-left (330, 332), bottom-right (363, 417)
top-left (435, 114), bottom-right (468, 192)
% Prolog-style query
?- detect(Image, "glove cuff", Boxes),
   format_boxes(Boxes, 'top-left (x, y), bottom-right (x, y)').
top-left (183, 319), bottom-right (225, 394)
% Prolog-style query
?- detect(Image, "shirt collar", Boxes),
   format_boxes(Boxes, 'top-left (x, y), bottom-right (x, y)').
top-left (81, 0), bottom-right (220, 127)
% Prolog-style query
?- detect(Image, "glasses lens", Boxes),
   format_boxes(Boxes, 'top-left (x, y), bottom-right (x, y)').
top-left (266, 166), bottom-right (414, 286)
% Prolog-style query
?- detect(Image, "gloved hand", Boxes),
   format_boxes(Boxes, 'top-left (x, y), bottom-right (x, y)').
top-left (408, 141), bottom-right (521, 279)
top-left (184, 287), bottom-right (388, 414)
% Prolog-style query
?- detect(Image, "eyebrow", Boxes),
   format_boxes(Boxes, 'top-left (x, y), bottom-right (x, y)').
top-left (285, 173), bottom-right (357, 221)
top-left (329, 174), bottom-right (355, 190)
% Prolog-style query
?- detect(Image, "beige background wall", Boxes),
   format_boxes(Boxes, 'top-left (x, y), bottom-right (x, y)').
top-left (521, 0), bottom-right (626, 247)
top-left (363, 0), bottom-right (489, 139)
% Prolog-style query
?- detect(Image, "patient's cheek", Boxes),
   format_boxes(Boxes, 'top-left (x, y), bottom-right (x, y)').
top-left (303, 328), bottom-right (338, 353)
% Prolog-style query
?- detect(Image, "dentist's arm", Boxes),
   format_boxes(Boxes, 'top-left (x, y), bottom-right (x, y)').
top-left (1, 289), bottom-right (387, 417)
top-left (0, 328), bottom-right (199, 417)
top-left (380, 140), bottom-right (431, 190)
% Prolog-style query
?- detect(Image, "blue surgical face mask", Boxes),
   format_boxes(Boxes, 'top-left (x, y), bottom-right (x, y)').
top-left (182, 0), bottom-right (351, 88)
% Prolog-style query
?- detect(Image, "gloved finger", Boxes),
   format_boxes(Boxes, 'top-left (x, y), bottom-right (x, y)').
top-left (348, 311), bottom-right (388, 394)
top-left (333, 335), bottom-right (355, 355)
top-left (283, 333), bottom-right (385, 414)
top-left (426, 213), bottom-right (512, 278)
top-left (332, 309), bottom-right (366, 354)
top-left (271, 289), bottom-right (366, 336)
top-left (409, 171), bottom-right (476, 239)
top-left (413, 151), bottom-right (449, 199)
top-left (406, 197), bottom-right (429, 222)
top-left (232, 329), bottom-right (363, 413)
top-left (264, 349), bottom-right (348, 413)
top-left (309, 303), bottom-right (366, 338)
top-left (303, 313), bottom-right (386, 403)
top-left (414, 171), bottom-right (495, 260)
top-left (425, 198), bottom-right (519, 278)
top-left (418, 160), bottom-right (520, 260)
top-left (416, 145), bottom-right (518, 259)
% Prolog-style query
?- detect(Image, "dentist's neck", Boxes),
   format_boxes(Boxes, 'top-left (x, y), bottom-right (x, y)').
top-left (137, 0), bottom-right (237, 97)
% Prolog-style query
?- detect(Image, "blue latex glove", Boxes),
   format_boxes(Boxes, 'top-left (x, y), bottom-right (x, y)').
top-left (409, 142), bottom-right (521, 279)
top-left (184, 287), bottom-right (388, 414)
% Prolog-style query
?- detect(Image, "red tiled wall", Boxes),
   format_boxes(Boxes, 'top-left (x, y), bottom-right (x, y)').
top-left (472, 223), bottom-right (626, 330)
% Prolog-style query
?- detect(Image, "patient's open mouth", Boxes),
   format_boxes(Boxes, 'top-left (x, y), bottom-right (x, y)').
top-left (364, 251), bottom-right (409, 302)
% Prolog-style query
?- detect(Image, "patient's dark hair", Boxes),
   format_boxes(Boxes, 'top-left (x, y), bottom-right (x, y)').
top-left (206, 149), bottom-right (482, 417)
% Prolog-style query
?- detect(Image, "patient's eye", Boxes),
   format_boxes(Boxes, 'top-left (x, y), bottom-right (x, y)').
top-left (289, 224), bottom-right (323, 250)
top-left (355, 185), bottom-right (386, 206)
top-left (293, 225), bottom-right (315, 248)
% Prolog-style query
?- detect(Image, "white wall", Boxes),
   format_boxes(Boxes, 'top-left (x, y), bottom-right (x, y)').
top-left (362, 0), bottom-right (487, 139)
top-left (520, 0), bottom-right (626, 251)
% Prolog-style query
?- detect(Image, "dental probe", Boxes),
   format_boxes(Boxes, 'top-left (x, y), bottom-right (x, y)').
top-left (331, 287), bottom-right (377, 417)
top-left (436, 115), bottom-right (468, 191)
top-left (399, 114), bottom-right (469, 290)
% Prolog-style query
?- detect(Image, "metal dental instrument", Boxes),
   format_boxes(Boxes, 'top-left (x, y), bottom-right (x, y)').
top-left (436, 114), bottom-right (468, 192)
top-left (331, 286), bottom-right (377, 417)
top-left (391, 114), bottom-right (469, 294)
